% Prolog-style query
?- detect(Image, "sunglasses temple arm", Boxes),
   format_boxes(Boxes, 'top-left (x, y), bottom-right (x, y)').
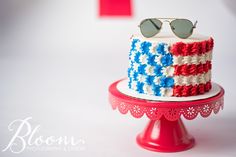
top-left (193, 21), bottom-right (198, 28)
top-left (149, 19), bottom-right (161, 30)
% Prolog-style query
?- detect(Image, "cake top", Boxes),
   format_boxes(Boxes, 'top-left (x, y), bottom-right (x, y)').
top-left (131, 33), bottom-right (211, 44)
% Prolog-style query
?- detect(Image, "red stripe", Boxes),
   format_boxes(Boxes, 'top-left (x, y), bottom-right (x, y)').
top-left (174, 61), bottom-right (211, 76)
top-left (170, 37), bottom-right (214, 56)
top-left (173, 81), bottom-right (212, 97)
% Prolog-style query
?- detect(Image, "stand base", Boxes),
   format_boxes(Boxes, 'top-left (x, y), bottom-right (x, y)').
top-left (109, 79), bottom-right (224, 153)
top-left (136, 117), bottom-right (195, 152)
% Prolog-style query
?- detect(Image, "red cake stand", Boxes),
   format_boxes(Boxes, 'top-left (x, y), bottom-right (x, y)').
top-left (108, 79), bottom-right (224, 152)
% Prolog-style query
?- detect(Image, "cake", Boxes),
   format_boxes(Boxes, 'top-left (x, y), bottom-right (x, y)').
top-left (128, 34), bottom-right (214, 97)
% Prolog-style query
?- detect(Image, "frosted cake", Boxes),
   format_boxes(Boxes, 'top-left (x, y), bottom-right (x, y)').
top-left (128, 34), bottom-right (214, 97)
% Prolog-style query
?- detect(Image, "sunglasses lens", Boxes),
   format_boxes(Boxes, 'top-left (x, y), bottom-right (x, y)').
top-left (140, 19), bottom-right (162, 38)
top-left (170, 19), bottom-right (194, 39)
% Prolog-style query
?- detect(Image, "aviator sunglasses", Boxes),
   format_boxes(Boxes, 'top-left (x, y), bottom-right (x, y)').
top-left (139, 18), bottom-right (197, 39)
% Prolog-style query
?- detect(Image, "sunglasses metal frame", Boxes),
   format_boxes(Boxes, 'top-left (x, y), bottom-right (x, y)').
top-left (139, 18), bottom-right (198, 39)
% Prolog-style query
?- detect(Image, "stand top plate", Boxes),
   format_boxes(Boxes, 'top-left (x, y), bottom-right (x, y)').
top-left (109, 79), bottom-right (224, 121)
top-left (117, 79), bottom-right (221, 102)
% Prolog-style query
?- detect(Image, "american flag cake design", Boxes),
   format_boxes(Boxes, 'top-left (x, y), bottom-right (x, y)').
top-left (128, 35), bottom-right (214, 97)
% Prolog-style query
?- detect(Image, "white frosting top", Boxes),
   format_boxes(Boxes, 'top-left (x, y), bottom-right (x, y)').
top-left (131, 33), bottom-right (211, 44)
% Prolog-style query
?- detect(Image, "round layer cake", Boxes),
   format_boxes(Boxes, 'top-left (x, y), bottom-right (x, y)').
top-left (128, 34), bottom-right (214, 97)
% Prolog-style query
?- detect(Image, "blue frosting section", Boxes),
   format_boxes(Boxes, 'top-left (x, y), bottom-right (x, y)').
top-left (147, 54), bottom-right (156, 66)
top-left (138, 65), bottom-right (147, 75)
top-left (133, 71), bottom-right (138, 81)
top-left (160, 77), bottom-right (174, 88)
top-left (131, 39), bottom-right (140, 51)
top-left (127, 68), bottom-right (132, 78)
top-left (152, 85), bottom-right (161, 96)
top-left (161, 53), bottom-right (173, 67)
top-left (137, 82), bottom-right (144, 93)
top-left (165, 77), bottom-right (174, 87)
top-left (128, 78), bottom-right (132, 88)
top-left (128, 39), bottom-right (174, 96)
top-left (134, 52), bottom-right (141, 63)
top-left (141, 41), bottom-right (152, 54)
top-left (156, 43), bottom-right (167, 55)
top-left (154, 65), bottom-right (163, 76)
top-left (146, 76), bottom-right (155, 85)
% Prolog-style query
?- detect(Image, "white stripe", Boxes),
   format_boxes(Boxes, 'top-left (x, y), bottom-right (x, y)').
top-left (160, 88), bottom-right (173, 97)
top-left (173, 51), bottom-right (212, 65)
top-left (174, 71), bottom-right (211, 86)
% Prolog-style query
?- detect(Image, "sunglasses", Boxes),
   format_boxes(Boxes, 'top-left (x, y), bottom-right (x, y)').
top-left (139, 18), bottom-right (197, 39)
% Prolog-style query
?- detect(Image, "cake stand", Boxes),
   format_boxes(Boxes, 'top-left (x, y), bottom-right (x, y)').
top-left (108, 79), bottom-right (224, 152)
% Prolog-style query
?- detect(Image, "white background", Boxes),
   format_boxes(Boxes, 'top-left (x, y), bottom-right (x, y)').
top-left (0, 0), bottom-right (236, 156)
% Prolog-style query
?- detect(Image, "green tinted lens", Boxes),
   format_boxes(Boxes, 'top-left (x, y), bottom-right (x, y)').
top-left (140, 19), bottom-right (162, 38)
top-left (170, 19), bottom-right (194, 39)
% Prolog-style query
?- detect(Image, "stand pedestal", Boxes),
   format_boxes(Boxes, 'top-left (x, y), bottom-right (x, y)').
top-left (109, 79), bottom-right (224, 152)
top-left (137, 117), bottom-right (194, 152)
